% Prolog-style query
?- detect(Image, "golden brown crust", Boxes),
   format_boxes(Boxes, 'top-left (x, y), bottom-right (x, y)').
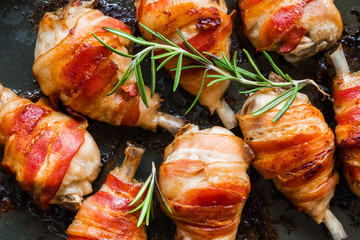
top-left (332, 71), bottom-right (360, 197)
top-left (159, 124), bottom-right (253, 239)
top-left (237, 88), bottom-right (338, 223)
top-left (33, 1), bottom-right (161, 130)
top-left (239, 0), bottom-right (343, 62)
top-left (135, 0), bottom-right (232, 112)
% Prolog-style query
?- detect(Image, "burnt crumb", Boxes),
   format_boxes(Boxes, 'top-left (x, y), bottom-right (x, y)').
top-left (237, 167), bottom-right (279, 240)
top-left (94, 0), bottom-right (137, 33)
top-left (331, 174), bottom-right (355, 210)
top-left (27, 201), bottom-right (74, 238)
top-left (28, 0), bottom-right (137, 33)
top-left (229, 10), bottom-right (254, 64)
top-left (351, 9), bottom-right (360, 24)
top-left (19, 88), bottom-right (44, 102)
top-left (349, 205), bottom-right (360, 229)
top-left (340, 30), bottom-right (360, 71)
top-left (0, 175), bottom-right (29, 212)
top-left (28, 0), bottom-right (71, 30)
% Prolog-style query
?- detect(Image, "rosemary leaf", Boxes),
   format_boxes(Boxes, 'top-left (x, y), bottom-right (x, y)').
top-left (207, 77), bottom-right (233, 86)
top-left (96, 24), bottom-right (325, 123)
top-left (105, 27), bottom-right (153, 46)
top-left (252, 87), bottom-right (295, 116)
top-left (221, 53), bottom-right (232, 67)
top-left (185, 69), bottom-right (208, 114)
top-left (151, 50), bottom-right (156, 97)
top-left (169, 65), bottom-right (205, 71)
top-left (156, 52), bottom-right (178, 71)
top-left (243, 49), bottom-right (269, 82)
top-left (252, 83), bottom-right (306, 117)
top-left (139, 23), bottom-right (179, 48)
top-left (108, 62), bottom-right (134, 95)
top-left (272, 85), bottom-right (298, 122)
top-left (129, 174), bottom-right (152, 207)
top-left (137, 169), bottom-right (155, 227)
top-left (212, 57), bottom-right (234, 74)
top-left (135, 64), bottom-right (149, 108)
top-left (137, 47), bottom-right (153, 65)
top-left (176, 29), bottom-right (211, 64)
top-left (151, 51), bottom-right (177, 60)
top-left (138, 23), bottom-right (161, 39)
top-left (93, 33), bottom-right (135, 58)
top-left (262, 51), bottom-right (292, 82)
top-left (173, 53), bottom-right (183, 92)
top-left (127, 200), bottom-right (145, 214)
top-left (239, 86), bottom-right (267, 94)
top-left (155, 173), bottom-right (173, 214)
top-left (233, 51), bottom-right (241, 79)
top-left (207, 74), bottom-right (227, 79)
top-left (236, 67), bottom-right (264, 82)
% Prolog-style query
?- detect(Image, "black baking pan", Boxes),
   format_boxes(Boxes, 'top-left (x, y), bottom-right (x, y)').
top-left (0, 0), bottom-right (359, 239)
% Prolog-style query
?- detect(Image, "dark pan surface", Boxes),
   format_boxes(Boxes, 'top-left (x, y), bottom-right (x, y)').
top-left (0, 0), bottom-right (360, 239)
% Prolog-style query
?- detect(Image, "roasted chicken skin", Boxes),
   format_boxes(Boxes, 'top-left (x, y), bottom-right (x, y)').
top-left (239, 0), bottom-right (343, 63)
top-left (33, 0), bottom-right (184, 133)
top-left (135, 0), bottom-right (237, 129)
top-left (158, 124), bottom-right (253, 239)
top-left (330, 45), bottom-right (360, 197)
top-left (0, 84), bottom-right (100, 210)
top-left (67, 142), bottom-right (146, 240)
top-left (237, 88), bottom-right (346, 240)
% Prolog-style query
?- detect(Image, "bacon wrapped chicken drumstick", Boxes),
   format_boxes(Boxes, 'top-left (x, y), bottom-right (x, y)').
top-left (158, 124), bottom-right (253, 239)
top-left (329, 44), bottom-right (360, 197)
top-left (0, 83), bottom-right (100, 210)
top-left (33, 0), bottom-right (184, 134)
top-left (135, 0), bottom-right (237, 129)
top-left (67, 142), bottom-right (146, 240)
top-left (239, 0), bottom-right (343, 63)
top-left (237, 88), bottom-right (346, 240)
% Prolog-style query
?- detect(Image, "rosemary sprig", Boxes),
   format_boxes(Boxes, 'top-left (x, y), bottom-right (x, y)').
top-left (93, 23), bottom-right (328, 121)
top-left (127, 162), bottom-right (172, 227)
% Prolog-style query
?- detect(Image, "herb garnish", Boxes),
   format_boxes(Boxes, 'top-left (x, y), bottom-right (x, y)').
top-left (127, 162), bottom-right (172, 227)
top-left (93, 23), bottom-right (328, 122)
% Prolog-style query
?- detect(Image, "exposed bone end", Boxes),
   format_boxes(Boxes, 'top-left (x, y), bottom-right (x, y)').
top-left (58, 194), bottom-right (82, 211)
top-left (323, 209), bottom-right (347, 240)
top-left (329, 44), bottom-right (350, 75)
top-left (116, 141), bottom-right (145, 182)
top-left (157, 112), bottom-right (186, 136)
top-left (215, 98), bottom-right (237, 129)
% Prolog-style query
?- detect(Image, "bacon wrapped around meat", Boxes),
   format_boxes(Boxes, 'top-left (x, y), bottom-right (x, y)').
top-left (33, 0), bottom-right (184, 134)
top-left (67, 142), bottom-right (146, 240)
top-left (135, 0), bottom-right (237, 129)
top-left (237, 88), bottom-right (346, 240)
top-left (239, 0), bottom-right (343, 63)
top-left (330, 44), bottom-right (360, 197)
top-left (0, 84), bottom-right (100, 210)
top-left (158, 124), bottom-right (253, 239)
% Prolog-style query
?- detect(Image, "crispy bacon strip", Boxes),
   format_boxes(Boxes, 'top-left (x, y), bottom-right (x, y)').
top-left (32, 0), bottom-right (185, 132)
top-left (239, 0), bottom-right (343, 63)
top-left (67, 142), bottom-right (146, 240)
top-left (330, 45), bottom-right (360, 197)
top-left (0, 84), bottom-right (99, 210)
top-left (158, 124), bottom-right (253, 239)
top-left (135, 0), bottom-right (237, 129)
top-left (237, 88), bottom-right (346, 240)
